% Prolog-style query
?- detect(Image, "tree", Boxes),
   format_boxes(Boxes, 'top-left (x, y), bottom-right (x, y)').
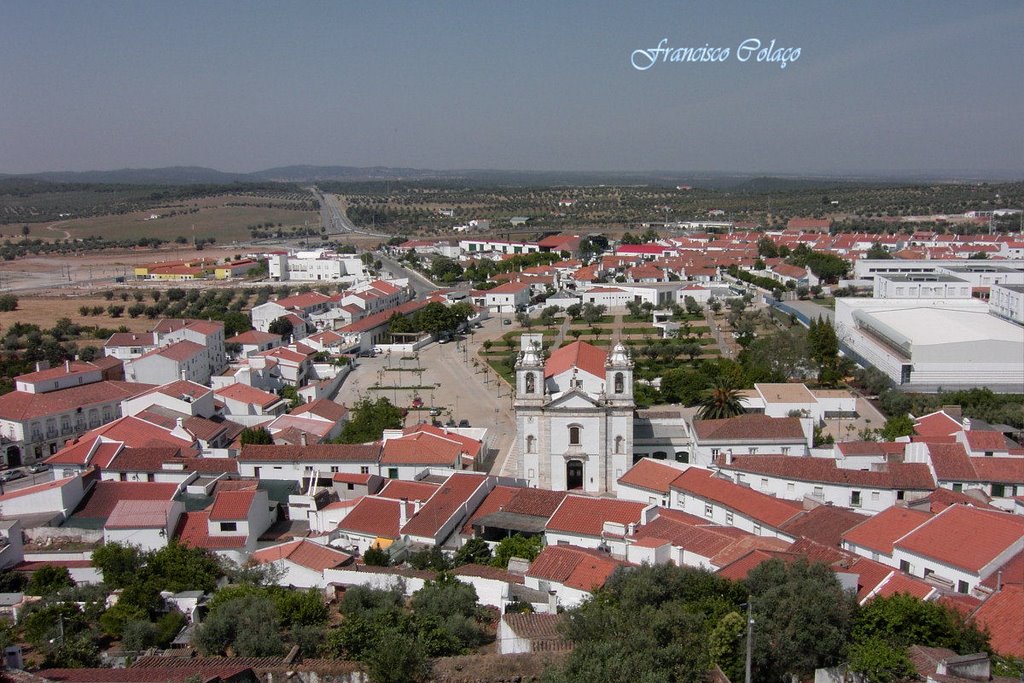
top-left (745, 559), bottom-right (856, 682)
top-left (808, 316), bottom-right (841, 386)
top-left (547, 564), bottom-right (745, 683)
top-left (581, 302), bottom-right (606, 325)
top-left (866, 241), bottom-right (892, 259)
top-left (852, 593), bottom-right (989, 655)
top-left (268, 316), bottom-right (294, 341)
top-left (429, 256), bottom-right (464, 283)
top-left (684, 295), bottom-right (703, 316)
top-left (145, 541), bottom-right (222, 593)
top-left (697, 379), bottom-right (745, 420)
top-left (240, 426), bottom-right (274, 445)
top-left (660, 368), bottom-right (709, 405)
top-left (194, 594), bottom-right (284, 657)
top-left (362, 545), bottom-right (391, 566)
top-left (92, 542), bottom-right (147, 589)
top-left (26, 565), bottom-right (74, 596)
top-left (362, 628), bottom-right (430, 683)
top-left (880, 414), bottom-right (915, 440)
top-left (452, 538), bottom-right (492, 566)
top-left (847, 637), bottom-right (916, 683)
top-left (222, 311), bottom-right (252, 337)
top-left (491, 534), bottom-right (542, 568)
top-left (339, 397), bottom-right (403, 443)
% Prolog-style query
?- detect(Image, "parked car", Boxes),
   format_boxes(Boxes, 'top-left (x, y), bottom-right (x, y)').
top-left (0, 470), bottom-right (24, 482)
top-left (502, 319), bottom-right (512, 325)
top-left (429, 408), bottom-right (442, 416)
top-left (28, 463), bottom-right (48, 474)
top-left (357, 351), bottom-right (374, 358)
top-left (458, 419), bottom-right (471, 428)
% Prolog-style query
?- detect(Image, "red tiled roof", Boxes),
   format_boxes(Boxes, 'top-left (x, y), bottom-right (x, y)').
top-left (716, 549), bottom-right (800, 581)
top-left (276, 291), bottom-right (332, 309)
top-left (632, 513), bottom-right (738, 560)
top-left (670, 468), bottom-right (803, 528)
top-left (501, 488), bottom-right (567, 517)
top-left (981, 549), bottom-right (1024, 590)
top-left (251, 539), bottom-right (352, 571)
top-left (485, 281), bottom-right (531, 294)
top-left (693, 414), bottom-right (805, 442)
top-left (403, 423), bottom-right (482, 454)
top-left (378, 479), bottom-right (440, 501)
top-left (72, 481), bottom-right (178, 520)
top-left (544, 341), bottom-right (607, 379)
top-left (928, 443), bottom-right (1024, 483)
top-left (337, 496), bottom-right (414, 539)
top-left (135, 339), bottom-right (205, 363)
top-left (15, 361), bottom-right (100, 383)
top-left (401, 472), bottom-right (489, 539)
top-left (460, 485), bottom-right (519, 534)
top-left (722, 455), bottom-right (935, 490)
top-left (333, 472), bottom-right (372, 486)
top-left (82, 412), bottom-right (195, 451)
top-left (527, 545), bottom-right (627, 592)
top-left (778, 505), bottom-right (868, 548)
top-left (380, 432), bottom-right (464, 466)
top-left (618, 459), bottom-right (683, 494)
top-left (972, 586), bottom-right (1024, 657)
top-left (105, 447), bottom-right (183, 472)
top-left (546, 495), bottom-right (646, 537)
top-left (106, 499), bottom-right (178, 529)
top-left (215, 383), bottom-right (282, 408)
top-left (0, 380), bottom-right (154, 421)
top-left (913, 411), bottom-right (962, 438)
top-left (895, 505), bottom-right (1024, 574)
top-left (916, 487), bottom-right (998, 513)
top-left (291, 398), bottom-right (349, 423)
top-left (175, 511), bottom-right (246, 549)
top-left (228, 330), bottom-right (282, 345)
top-left (841, 507), bottom-right (932, 554)
top-left (872, 572), bottom-right (935, 600)
top-left (964, 430), bottom-right (1010, 452)
top-left (208, 490), bottom-right (257, 521)
top-left (37, 666), bottom-right (252, 683)
top-left (338, 300), bottom-right (428, 334)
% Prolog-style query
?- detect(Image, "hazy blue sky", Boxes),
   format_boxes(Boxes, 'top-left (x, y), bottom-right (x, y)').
top-left (2, 1), bottom-right (1022, 175)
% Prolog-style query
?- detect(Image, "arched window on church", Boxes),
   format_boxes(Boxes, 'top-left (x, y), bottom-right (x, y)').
top-left (614, 436), bottom-right (624, 454)
top-left (614, 372), bottom-right (624, 394)
top-left (526, 435), bottom-right (536, 453)
top-left (569, 425), bottom-right (581, 446)
top-left (525, 372), bottom-right (535, 394)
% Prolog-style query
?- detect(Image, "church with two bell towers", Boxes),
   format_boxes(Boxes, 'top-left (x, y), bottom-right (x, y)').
top-left (514, 334), bottom-right (635, 494)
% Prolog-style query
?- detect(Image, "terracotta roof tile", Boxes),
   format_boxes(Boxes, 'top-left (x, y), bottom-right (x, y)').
top-left (401, 473), bottom-right (489, 539)
top-left (380, 432), bottom-right (464, 466)
top-left (722, 455), bottom-right (935, 490)
top-left (377, 479), bottom-right (440, 501)
top-left (841, 507), bottom-right (932, 554)
top-left (670, 468), bottom-right (803, 528)
top-left (527, 545), bottom-right (627, 592)
top-left (546, 495), bottom-right (646, 537)
top-left (544, 341), bottom-right (607, 379)
top-left (779, 505), bottom-right (868, 548)
top-left (618, 459), bottom-right (683, 494)
top-left (251, 539), bottom-right (352, 571)
top-left (72, 481), bottom-right (178, 521)
top-left (694, 414), bottom-right (805, 442)
top-left (972, 586), bottom-right (1024, 657)
top-left (175, 511), bottom-right (246, 549)
top-left (895, 505), bottom-right (1024, 574)
top-left (208, 490), bottom-right (256, 521)
top-left (337, 496), bottom-right (414, 539)
top-left (0, 381), bottom-right (154, 421)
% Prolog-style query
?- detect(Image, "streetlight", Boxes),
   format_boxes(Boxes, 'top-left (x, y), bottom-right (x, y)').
top-left (744, 599), bottom-right (755, 683)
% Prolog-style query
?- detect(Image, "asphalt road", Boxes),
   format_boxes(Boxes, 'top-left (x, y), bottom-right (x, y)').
top-left (377, 252), bottom-right (439, 298)
top-left (313, 187), bottom-right (389, 238)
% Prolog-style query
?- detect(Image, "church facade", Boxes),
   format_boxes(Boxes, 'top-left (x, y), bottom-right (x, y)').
top-left (515, 336), bottom-right (635, 494)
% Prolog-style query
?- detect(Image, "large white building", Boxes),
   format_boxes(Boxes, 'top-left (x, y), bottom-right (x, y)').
top-left (835, 298), bottom-right (1024, 392)
top-left (515, 337), bottom-right (634, 494)
top-left (989, 283), bottom-right (1024, 325)
top-left (268, 249), bottom-right (366, 283)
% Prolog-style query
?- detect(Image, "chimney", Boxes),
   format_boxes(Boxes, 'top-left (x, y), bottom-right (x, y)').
top-left (627, 522), bottom-right (636, 537)
top-left (399, 498), bottom-right (409, 528)
top-left (547, 590), bottom-right (558, 614)
top-left (180, 369), bottom-right (188, 381)
top-left (413, 499), bottom-right (423, 515)
top-left (996, 570), bottom-right (1003, 592)
top-left (65, 359), bottom-right (70, 372)
top-left (300, 432), bottom-right (307, 447)
top-left (175, 417), bottom-right (184, 431)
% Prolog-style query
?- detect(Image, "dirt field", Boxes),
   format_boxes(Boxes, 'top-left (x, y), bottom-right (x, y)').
top-left (0, 246), bottom-right (252, 293)
top-left (0, 295), bottom-right (159, 333)
top-left (9, 195), bottom-right (317, 243)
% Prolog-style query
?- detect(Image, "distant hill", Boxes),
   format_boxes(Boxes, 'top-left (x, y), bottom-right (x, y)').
top-left (19, 166), bottom-right (251, 185)
top-left (2, 165), bottom-right (1019, 187)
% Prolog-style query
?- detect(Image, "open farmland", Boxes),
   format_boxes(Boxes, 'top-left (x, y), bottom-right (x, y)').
top-left (12, 194), bottom-right (318, 243)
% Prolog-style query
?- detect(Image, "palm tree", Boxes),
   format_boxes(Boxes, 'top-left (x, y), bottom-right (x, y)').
top-left (697, 379), bottom-right (745, 420)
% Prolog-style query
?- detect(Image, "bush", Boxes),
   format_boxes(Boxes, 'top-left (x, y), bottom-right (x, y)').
top-left (0, 294), bottom-right (17, 312)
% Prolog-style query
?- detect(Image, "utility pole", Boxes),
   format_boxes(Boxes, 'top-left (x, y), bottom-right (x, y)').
top-left (745, 599), bottom-right (754, 683)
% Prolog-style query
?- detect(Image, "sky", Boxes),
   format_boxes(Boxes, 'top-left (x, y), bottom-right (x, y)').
top-left (1, 1), bottom-right (1023, 176)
